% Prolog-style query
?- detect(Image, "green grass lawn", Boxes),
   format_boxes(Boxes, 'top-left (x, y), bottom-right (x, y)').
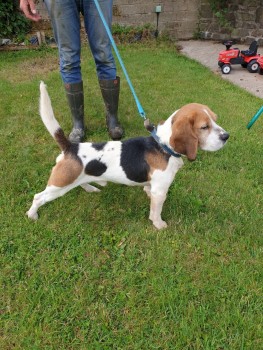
top-left (0, 42), bottom-right (262, 350)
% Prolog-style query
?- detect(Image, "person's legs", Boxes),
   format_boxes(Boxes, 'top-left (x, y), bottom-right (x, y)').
top-left (44, 0), bottom-right (85, 142)
top-left (83, 0), bottom-right (116, 80)
top-left (83, 0), bottom-right (124, 139)
top-left (44, 0), bottom-right (82, 82)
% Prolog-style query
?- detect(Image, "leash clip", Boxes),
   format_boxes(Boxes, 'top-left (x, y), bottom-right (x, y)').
top-left (144, 118), bottom-right (155, 132)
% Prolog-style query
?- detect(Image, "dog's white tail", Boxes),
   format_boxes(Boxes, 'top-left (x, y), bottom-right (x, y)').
top-left (39, 81), bottom-right (71, 152)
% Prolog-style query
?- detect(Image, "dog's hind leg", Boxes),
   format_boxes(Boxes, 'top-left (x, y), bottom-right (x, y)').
top-left (95, 181), bottom-right (107, 187)
top-left (81, 183), bottom-right (101, 192)
top-left (26, 184), bottom-right (76, 220)
top-left (27, 157), bottom-right (84, 220)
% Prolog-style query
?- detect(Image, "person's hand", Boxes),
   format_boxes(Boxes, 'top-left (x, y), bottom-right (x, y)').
top-left (20, 0), bottom-right (41, 21)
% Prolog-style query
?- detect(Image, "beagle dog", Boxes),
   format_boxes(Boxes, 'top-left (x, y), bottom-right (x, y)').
top-left (27, 82), bottom-right (229, 229)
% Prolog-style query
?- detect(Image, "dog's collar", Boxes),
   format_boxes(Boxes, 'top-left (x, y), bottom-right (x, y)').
top-left (150, 128), bottom-right (181, 158)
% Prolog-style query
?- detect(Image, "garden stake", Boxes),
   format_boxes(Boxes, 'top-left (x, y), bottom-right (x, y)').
top-left (247, 105), bottom-right (263, 129)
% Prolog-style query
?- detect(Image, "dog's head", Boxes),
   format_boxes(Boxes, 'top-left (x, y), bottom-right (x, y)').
top-left (169, 103), bottom-right (229, 161)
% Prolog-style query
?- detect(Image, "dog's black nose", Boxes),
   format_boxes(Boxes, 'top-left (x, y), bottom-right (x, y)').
top-left (220, 132), bottom-right (230, 142)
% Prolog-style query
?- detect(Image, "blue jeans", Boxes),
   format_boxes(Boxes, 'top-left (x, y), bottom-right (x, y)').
top-left (44, 0), bottom-right (116, 83)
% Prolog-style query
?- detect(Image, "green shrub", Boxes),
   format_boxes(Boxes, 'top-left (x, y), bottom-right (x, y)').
top-left (112, 23), bottom-right (161, 43)
top-left (0, 0), bottom-right (30, 38)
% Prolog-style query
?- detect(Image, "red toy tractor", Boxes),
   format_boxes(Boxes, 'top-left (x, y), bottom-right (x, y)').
top-left (257, 56), bottom-right (263, 74)
top-left (218, 40), bottom-right (260, 74)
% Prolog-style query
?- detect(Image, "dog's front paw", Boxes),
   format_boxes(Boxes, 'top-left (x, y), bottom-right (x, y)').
top-left (26, 210), bottom-right (39, 221)
top-left (153, 219), bottom-right (168, 230)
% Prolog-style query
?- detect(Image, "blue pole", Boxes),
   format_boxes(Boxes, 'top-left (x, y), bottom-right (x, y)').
top-left (247, 105), bottom-right (263, 129)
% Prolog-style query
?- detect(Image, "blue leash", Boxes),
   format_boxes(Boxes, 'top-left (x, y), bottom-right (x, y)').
top-left (93, 0), bottom-right (181, 158)
top-left (93, 0), bottom-right (146, 120)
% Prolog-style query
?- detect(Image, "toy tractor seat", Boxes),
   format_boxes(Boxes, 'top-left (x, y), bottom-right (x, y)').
top-left (223, 40), bottom-right (234, 50)
top-left (241, 41), bottom-right (258, 56)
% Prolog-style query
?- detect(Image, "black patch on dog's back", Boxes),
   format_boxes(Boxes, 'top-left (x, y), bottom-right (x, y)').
top-left (120, 137), bottom-right (155, 183)
top-left (92, 142), bottom-right (107, 151)
top-left (85, 159), bottom-right (107, 176)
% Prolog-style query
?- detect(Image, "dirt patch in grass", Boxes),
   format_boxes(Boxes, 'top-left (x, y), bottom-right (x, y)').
top-left (0, 54), bottom-right (59, 83)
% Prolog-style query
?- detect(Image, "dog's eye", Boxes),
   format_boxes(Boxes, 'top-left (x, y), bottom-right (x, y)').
top-left (201, 125), bottom-right (209, 130)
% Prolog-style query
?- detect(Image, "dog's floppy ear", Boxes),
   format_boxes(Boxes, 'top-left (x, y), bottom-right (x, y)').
top-left (169, 114), bottom-right (198, 161)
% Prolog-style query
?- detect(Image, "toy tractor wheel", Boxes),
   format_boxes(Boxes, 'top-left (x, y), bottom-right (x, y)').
top-left (221, 64), bottom-right (231, 74)
top-left (247, 60), bottom-right (259, 73)
top-left (259, 68), bottom-right (263, 75)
